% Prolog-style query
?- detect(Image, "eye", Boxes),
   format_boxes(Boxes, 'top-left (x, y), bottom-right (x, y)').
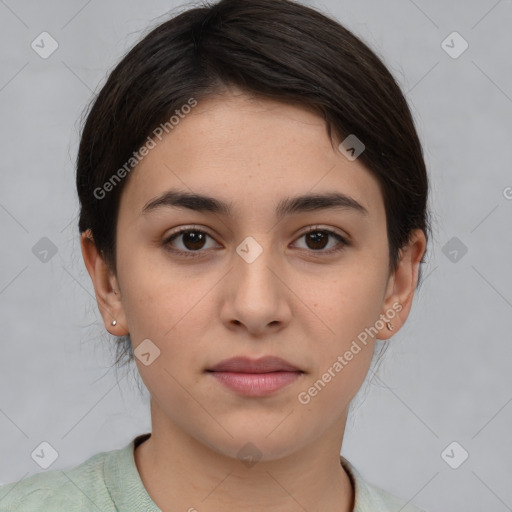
top-left (293, 227), bottom-right (348, 254)
top-left (163, 225), bottom-right (349, 258)
top-left (163, 226), bottom-right (219, 257)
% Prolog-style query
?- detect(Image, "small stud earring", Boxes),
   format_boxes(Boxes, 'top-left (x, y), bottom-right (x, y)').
top-left (386, 321), bottom-right (393, 331)
top-left (111, 320), bottom-right (117, 326)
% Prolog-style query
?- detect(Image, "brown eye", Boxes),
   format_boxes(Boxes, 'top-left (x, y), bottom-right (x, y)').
top-left (163, 226), bottom-right (348, 259)
top-left (294, 228), bottom-right (348, 254)
top-left (164, 228), bottom-right (218, 256)
top-left (179, 231), bottom-right (207, 251)
top-left (304, 231), bottom-right (329, 250)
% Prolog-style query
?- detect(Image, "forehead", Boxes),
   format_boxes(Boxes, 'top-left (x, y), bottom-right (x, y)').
top-left (118, 91), bottom-right (384, 221)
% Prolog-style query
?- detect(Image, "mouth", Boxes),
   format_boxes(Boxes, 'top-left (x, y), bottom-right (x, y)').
top-left (206, 356), bottom-right (304, 397)
top-left (207, 355), bottom-right (302, 373)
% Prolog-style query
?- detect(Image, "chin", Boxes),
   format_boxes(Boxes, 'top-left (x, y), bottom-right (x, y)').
top-left (193, 422), bottom-right (310, 465)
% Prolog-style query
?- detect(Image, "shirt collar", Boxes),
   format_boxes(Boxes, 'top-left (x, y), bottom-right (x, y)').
top-left (104, 433), bottom-right (403, 512)
top-left (104, 432), bottom-right (161, 511)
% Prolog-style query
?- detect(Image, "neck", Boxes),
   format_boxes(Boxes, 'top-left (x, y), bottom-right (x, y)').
top-left (134, 402), bottom-right (354, 512)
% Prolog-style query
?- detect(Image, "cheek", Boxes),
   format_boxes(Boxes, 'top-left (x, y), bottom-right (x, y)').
top-left (298, 259), bottom-right (387, 390)
top-left (115, 246), bottom-right (167, 344)
top-left (300, 349), bottom-right (374, 406)
top-left (295, 275), bottom-right (381, 415)
top-left (311, 263), bottom-right (386, 335)
top-left (116, 247), bottom-right (215, 355)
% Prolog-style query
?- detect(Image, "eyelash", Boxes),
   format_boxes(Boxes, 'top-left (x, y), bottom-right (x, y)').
top-left (162, 225), bottom-right (349, 259)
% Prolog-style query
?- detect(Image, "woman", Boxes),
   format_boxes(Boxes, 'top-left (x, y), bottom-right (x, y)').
top-left (0, 0), bottom-right (430, 510)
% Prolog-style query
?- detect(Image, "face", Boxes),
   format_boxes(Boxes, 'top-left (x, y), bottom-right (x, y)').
top-left (83, 88), bottom-right (425, 462)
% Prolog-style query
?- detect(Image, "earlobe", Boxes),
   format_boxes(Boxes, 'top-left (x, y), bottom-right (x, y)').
top-left (80, 230), bottom-right (129, 336)
top-left (377, 229), bottom-right (427, 340)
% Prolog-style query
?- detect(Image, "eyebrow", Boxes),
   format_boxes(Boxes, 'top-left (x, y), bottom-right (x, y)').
top-left (141, 189), bottom-right (368, 219)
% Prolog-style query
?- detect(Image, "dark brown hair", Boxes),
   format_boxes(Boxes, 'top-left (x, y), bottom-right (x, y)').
top-left (76, 0), bottom-right (430, 367)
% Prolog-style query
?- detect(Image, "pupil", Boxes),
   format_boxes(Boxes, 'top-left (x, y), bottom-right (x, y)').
top-left (184, 232), bottom-right (205, 250)
top-left (181, 231), bottom-right (329, 251)
top-left (307, 232), bottom-right (327, 250)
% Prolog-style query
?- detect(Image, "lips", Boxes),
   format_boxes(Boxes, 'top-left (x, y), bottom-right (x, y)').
top-left (206, 356), bottom-right (304, 397)
top-left (207, 356), bottom-right (302, 374)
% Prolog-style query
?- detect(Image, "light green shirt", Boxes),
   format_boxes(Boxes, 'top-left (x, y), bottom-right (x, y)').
top-left (0, 433), bottom-right (425, 511)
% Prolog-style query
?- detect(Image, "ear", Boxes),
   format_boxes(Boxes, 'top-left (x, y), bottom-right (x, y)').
top-left (377, 229), bottom-right (427, 340)
top-left (80, 229), bottom-right (129, 336)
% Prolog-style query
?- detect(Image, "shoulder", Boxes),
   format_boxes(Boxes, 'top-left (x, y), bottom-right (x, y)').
top-left (361, 481), bottom-right (426, 512)
top-left (341, 457), bottom-right (427, 512)
top-left (0, 449), bottom-right (115, 512)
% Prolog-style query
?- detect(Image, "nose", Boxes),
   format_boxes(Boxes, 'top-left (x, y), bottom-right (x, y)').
top-left (219, 238), bottom-right (293, 336)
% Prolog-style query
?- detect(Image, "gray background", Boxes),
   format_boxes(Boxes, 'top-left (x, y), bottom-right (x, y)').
top-left (1, 1), bottom-right (511, 511)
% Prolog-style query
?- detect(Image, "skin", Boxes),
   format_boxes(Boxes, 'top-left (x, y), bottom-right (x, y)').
top-left (81, 87), bottom-right (426, 512)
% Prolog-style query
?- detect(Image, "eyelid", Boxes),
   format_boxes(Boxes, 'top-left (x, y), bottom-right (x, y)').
top-left (163, 225), bottom-right (219, 250)
top-left (292, 225), bottom-right (350, 255)
top-left (298, 224), bottom-right (350, 241)
top-left (162, 224), bottom-right (350, 257)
